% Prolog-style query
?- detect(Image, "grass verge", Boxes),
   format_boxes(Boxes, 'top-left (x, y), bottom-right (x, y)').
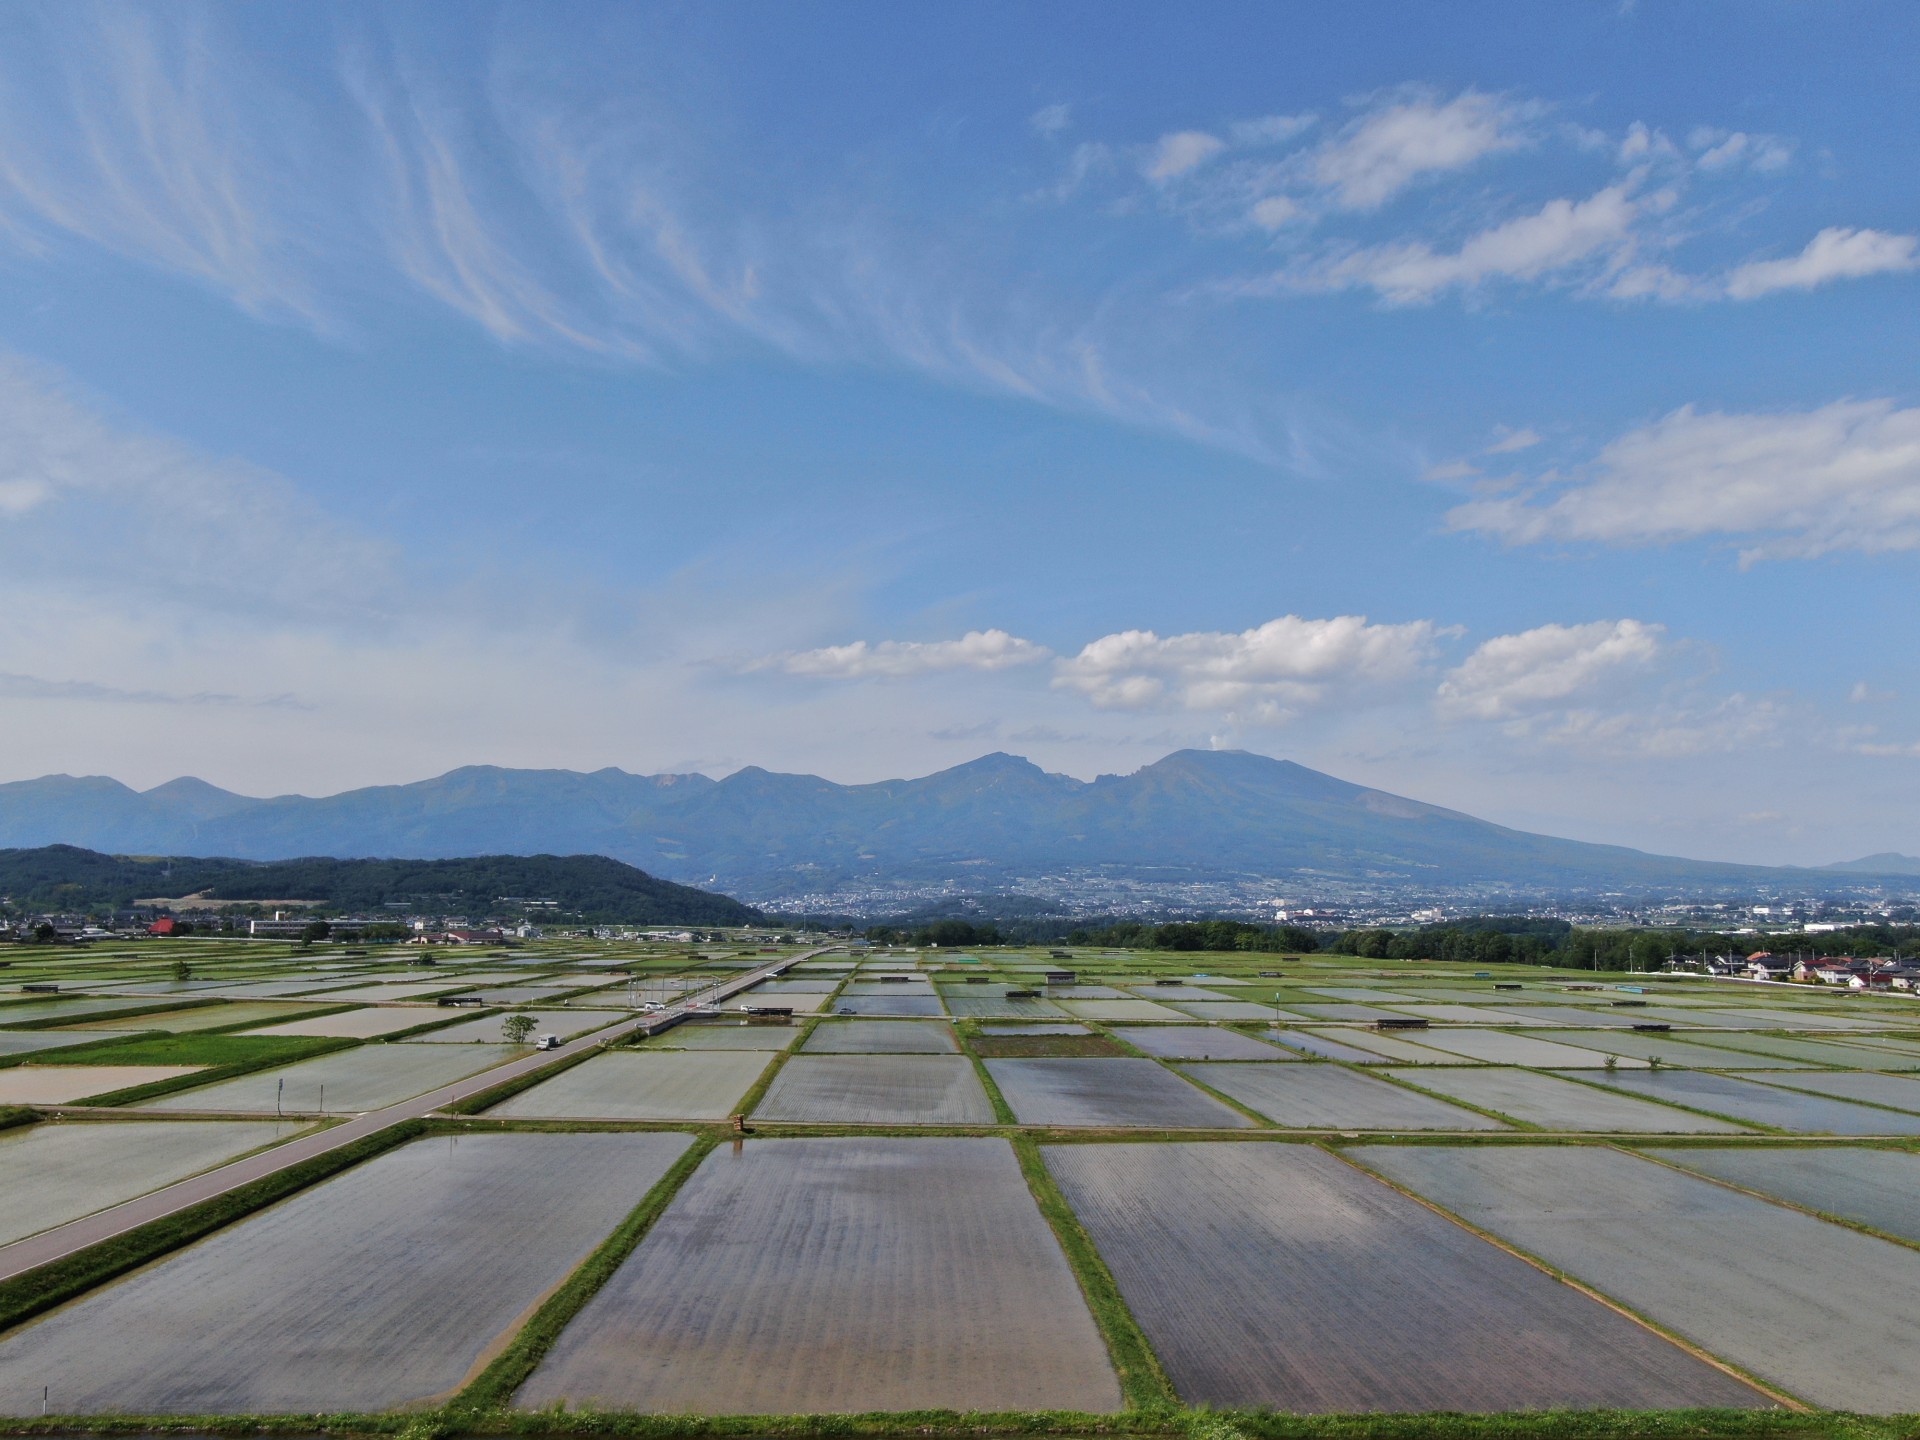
top-left (451, 1131), bottom-right (719, 1410)
top-left (1011, 1133), bottom-right (1175, 1411)
top-left (0, 1118), bottom-right (426, 1334)
top-left (0, 1105), bottom-right (36, 1133)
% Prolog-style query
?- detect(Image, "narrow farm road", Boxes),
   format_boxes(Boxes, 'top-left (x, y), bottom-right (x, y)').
top-left (0, 947), bottom-right (836, 1285)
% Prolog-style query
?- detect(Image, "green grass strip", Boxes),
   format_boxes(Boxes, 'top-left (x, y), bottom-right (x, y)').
top-left (968, 1050), bottom-right (1019, 1124)
top-left (0, 1118), bottom-right (427, 1334)
top-left (0, 1105), bottom-right (36, 1134)
top-left (452, 1131), bottom-right (720, 1411)
top-left (1011, 1133), bottom-right (1176, 1411)
top-left (69, 1034), bottom-right (361, 1108)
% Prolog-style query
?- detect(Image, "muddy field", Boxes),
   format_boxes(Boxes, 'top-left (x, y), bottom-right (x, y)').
top-left (61, 1002), bottom-right (329, 1033)
top-left (0, 1030), bottom-right (142, 1057)
top-left (1400, 1030), bottom-right (1649, 1067)
top-left (402, 1010), bottom-right (627, 1044)
top-left (1381, 1067), bottom-right (1748, 1132)
top-left (1565, 1068), bottom-right (1920, 1134)
top-left (517, 1137), bottom-right (1120, 1414)
top-left (247, 1008), bottom-right (451, 1039)
top-left (0, 1132), bottom-right (692, 1415)
top-left (1055, 998), bottom-right (1188, 1022)
top-left (802, 1019), bottom-right (958, 1053)
top-left (0, 1119), bottom-right (295, 1245)
top-left (831, 995), bottom-right (945, 1017)
top-left (1642, 1145), bottom-right (1920, 1244)
top-left (1184, 1063), bottom-right (1505, 1130)
top-left (1364, 1143), bottom-right (1920, 1412)
top-left (754, 1054), bottom-right (993, 1124)
top-left (489, 1051), bottom-right (770, 1120)
top-left (986, 1057), bottom-right (1253, 1128)
top-left (140, 1045), bottom-right (519, 1114)
top-left (1532, 1030), bottom-right (1815, 1068)
top-left (0, 1066), bottom-right (204, 1104)
top-left (1740, 1069), bottom-right (1920, 1113)
top-left (1263, 1030), bottom-right (1394, 1063)
top-left (1044, 1142), bottom-right (1764, 1412)
top-left (1113, 1026), bottom-right (1288, 1060)
top-left (655, 1024), bottom-right (800, 1050)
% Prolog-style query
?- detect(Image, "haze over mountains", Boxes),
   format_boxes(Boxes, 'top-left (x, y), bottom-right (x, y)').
top-left (0, 751), bottom-right (1904, 908)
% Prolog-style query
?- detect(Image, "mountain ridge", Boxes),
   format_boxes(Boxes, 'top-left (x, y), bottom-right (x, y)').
top-left (0, 750), bottom-right (1907, 903)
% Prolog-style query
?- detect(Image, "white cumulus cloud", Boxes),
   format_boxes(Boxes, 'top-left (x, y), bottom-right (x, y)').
top-left (771, 629), bottom-right (1051, 679)
top-left (1143, 130), bottom-right (1227, 181)
top-left (1723, 227), bottom-right (1920, 300)
top-left (1437, 620), bottom-right (1665, 720)
top-left (1053, 615), bottom-right (1438, 719)
top-left (1447, 399), bottom-right (1920, 559)
top-left (1312, 91), bottom-right (1521, 210)
top-left (1301, 184), bottom-right (1637, 304)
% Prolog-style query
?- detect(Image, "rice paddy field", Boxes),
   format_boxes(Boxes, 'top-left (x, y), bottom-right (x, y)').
top-left (9, 937), bottom-right (1920, 1426)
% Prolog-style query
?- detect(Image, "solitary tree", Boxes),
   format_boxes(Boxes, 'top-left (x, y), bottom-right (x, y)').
top-left (171, 958), bottom-right (193, 982)
top-left (502, 1012), bottom-right (538, 1046)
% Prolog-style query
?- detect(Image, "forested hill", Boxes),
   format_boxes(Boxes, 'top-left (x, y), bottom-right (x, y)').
top-left (0, 847), bottom-right (761, 925)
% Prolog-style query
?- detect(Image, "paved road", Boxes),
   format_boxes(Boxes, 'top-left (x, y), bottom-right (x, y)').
top-left (0, 948), bottom-right (835, 1285)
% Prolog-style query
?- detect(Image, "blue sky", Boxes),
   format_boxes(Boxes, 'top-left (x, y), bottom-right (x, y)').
top-left (0, 0), bottom-right (1916, 866)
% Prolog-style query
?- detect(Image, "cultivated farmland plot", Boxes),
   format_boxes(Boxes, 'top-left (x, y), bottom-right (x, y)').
top-left (1403, 1030), bottom-right (1651, 1068)
top-left (1183, 1063), bottom-right (1506, 1130)
top-left (1263, 1030), bottom-right (1394, 1063)
top-left (488, 1050), bottom-right (770, 1120)
top-left (139, 1045), bottom-right (520, 1114)
top-left (1055, 998), bottom-right (1188, 1022)
top-left (1562, 1068), bottom-right (1920, 1134)
top-left (518, 1137), bottom-right (1120, 1414)
top-left (1380, 1067), bottom-right (1749, 1132)
top-left (985, 1056), bottom-right (1253, 1128)
top-left (60, 1002), bottom-right (331, 1033)
top-left (750, 978), bottom-right (841, 994)
top-left (1525, 1031), bottom-right (1816, 1068)
top-left (302, 982), bottom-right (468, 1003)
top-left (0, 1029), bottom-right (143, 1057)
top-left (0, 1066), bottom-right (203, 1104)
top-left (246, 1007), bottom-right (448, 1039)
top-left (1641, 1145), bottom-right (1920, 1245)
top-left (1286, 1003), bottom-right (1409, 1022)
top-left (1122, 985), bottom-right (1229, 1001)
top-left (1688, 1033), bottom-right (1920, 1067)
top-left (1377, 1004), bottom-right (1530, 1025)
top-left (1044, 1142), bottom-right (1765, 1412)
top-left (402, 1009), bottom-right (627, 1044)
top-left (0, 1119), bottom-right (294, 1245)
top-left (832, 994), bottom-right (945, 1017)
top-left (1, 998), bottom-right (197, 1025)
top-left (652, 1024), bottom-right (799, 1051)
top-left (1362, 1143), bottom-right (1920, 1412)
top-left (1290, 1027), bottom-right (1465, 1063)
top-left (1306, 987), bottom-right (1419, 1002)
top-left (1113, 1026), bottom-right (1289, 1060)
top-left (1171, 1001), bottom-right (1283, 1021)
top-left (0, 1132), bottom-right (693, 1415)
top-left (1741, 1069), bottom-right (1920, 1114)
top-left (754, 1054), bottom-right (994, 1124)
top-left (802, 1019), bottom-right (958, 1053)
top-left (944, 995), bottom-right (1067, 1020)
top-left (735, 990), bottom-right (834, 1013)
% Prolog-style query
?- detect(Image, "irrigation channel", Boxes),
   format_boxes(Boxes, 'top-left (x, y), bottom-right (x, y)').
top-left (0, 947), bottom-right (835, 1285)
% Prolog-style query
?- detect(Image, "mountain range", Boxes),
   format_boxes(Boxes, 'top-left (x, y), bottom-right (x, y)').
top-left (0, 750), bottom-right (1907, 907)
